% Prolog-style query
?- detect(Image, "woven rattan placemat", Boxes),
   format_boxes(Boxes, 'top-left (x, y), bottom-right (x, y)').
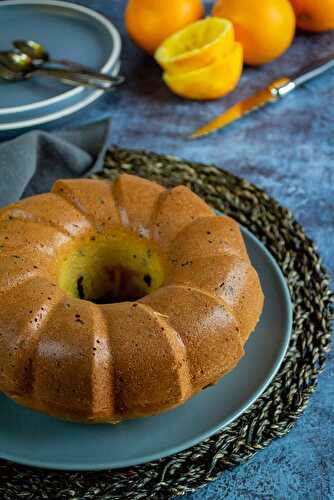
top-left (0, 147), bottom-right (332, 500)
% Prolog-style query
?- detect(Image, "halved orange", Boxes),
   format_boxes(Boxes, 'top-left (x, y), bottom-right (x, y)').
top-left (155, 17), bottom-right (235, 74)
top-left (163, 42), bottom-right (243, 100)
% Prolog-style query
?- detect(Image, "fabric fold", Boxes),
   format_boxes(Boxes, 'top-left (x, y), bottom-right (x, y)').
top-left (0, 119), bottom-right (112, 207)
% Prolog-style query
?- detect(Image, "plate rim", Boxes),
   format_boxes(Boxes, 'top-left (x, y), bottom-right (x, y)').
top-left (0, 0), bottom-right (121, 115)
top-left (0, 223), bottom-right (293, 471)
top-left (0, 60), bottom-right (120, 131)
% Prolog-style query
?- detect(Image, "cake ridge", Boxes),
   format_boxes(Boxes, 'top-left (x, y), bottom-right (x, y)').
top-left (53, 178), bottom-right (120, 229)
top-left (90, 302), bottom-right (116, 418)
top-left (30, 295), bottom-right (104, 418)
top-left (164, 253), bottom-right (264, 343)
top-left (136, 301), bottom-right (192, 400)
top-left (141, 282), bottom-right (243, 346)
top-left (112, 173), bottom-right (166, 237)
top-left (0, 277), bottom-right (65, 398)
top-left (55, 186), bottom-right (99, 224)
top-left (100, 300), bottom-right (194, 419)
top-left (168, 214), bottom-right (250, 263)
top-left (1, 207), bottom-right (71, 238)
top-left (141, 283), bottom-right (245, 391)
top-left (111, 175), bottom-right (131, 228)
top-left (0, 193), bottom-right (88, 239)
top-left (27, 286), bottom-right (65, 398)
top-left (0, 249), bottom-right (56, 294)
top-left (149, 185), bottom-right (214, 246)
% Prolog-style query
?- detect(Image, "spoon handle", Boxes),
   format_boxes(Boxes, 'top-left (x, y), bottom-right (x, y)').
top-left (30, 67), bottom-right (124, 90)
top-left (51, 57), bottom-right (97, 72)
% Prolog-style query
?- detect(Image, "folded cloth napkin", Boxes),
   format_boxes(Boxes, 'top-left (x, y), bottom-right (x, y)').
top-left (0, 119), bottom-right (112, 207)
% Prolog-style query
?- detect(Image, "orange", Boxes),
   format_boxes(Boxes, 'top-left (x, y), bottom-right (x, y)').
top-left (155, 17), bottom-right (235, 74)
top-left (290, 0), bottom-right (334, 32)
top-left (125, 0), bottom-right (204, 55)
top-left (163, 42), bottom-right (243, 100)
top-left (156, 17), bottom-right (243, 100)
top-left (212, 0), bottom-right (296, 65)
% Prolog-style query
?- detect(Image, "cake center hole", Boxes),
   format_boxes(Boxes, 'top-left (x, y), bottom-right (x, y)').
top-left (58, 231), bottom-right (165, 304)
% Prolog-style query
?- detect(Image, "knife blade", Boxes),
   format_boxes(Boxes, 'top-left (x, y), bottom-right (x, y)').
top-left (191, 87), bottom-right (279, 139)
top-left (191, 52), bottom-right (334, 139)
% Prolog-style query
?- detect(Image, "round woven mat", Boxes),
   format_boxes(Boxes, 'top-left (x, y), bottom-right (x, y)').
top-left (0, 147), bottom-right (332, 500)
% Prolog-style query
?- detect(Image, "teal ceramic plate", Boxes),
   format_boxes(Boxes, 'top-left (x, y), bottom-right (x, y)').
top-left (0, 225), bottom-right (292, 471)
top-left (0, 0), bottom-right (121, 131)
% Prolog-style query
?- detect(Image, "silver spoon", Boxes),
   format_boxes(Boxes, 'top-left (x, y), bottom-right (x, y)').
top-left (0, 52), bottom-right (124, 90)
top-left (0, 63), bottom-right (22, 81)
top-left (14, 39), bottom-right (95, 72)
top-left (0, 61), bottom-right (110, 89)
top-left (0, 61), bottom-right (121, 90)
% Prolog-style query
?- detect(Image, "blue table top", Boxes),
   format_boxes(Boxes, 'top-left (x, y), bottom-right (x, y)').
top-left (10, 0), bottom-right (334, 498)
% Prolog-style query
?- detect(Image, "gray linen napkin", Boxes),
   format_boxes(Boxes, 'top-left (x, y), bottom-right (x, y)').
top-left (0, 119), bottom-right (112, 207)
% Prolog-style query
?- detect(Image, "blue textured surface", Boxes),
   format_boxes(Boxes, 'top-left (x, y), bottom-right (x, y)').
top-left (13, 0), bottom-right (334, 497)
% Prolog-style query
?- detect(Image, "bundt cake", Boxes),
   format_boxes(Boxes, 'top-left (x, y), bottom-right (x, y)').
top-left (0, 174), bottom-right (264, 423)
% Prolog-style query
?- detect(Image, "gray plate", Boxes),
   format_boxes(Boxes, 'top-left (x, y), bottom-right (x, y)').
top-left (0, 60), bottom-right (120, 133)
top-left (0, 225), bottom-right (292, 471)
top-left (0, 0), bottom-right (121, 130)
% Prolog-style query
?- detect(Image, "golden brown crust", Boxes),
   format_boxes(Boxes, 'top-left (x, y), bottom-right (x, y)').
top-left (165, 255), bottom-right (264, 344)
top-left (101, 302), bottom-right (191, 420)
top-left (0, 248), bottom-right (55, 293)
top-left (0, 174), bottom-right (264, 423)
top-left (53, 178), bottom-right (120, 228)
top-left (32, 298), bottom-right (114, 419)
top-left (113, 174), bottom-right (165, 237)
top-left (0, 192), bottom-right (92, 237)
top-left (141, 285), bottom-right (244, 391)
top-left (168, 215), bottom-right (250, 262)
top-left (0, 277), bottom-right (64, 396)
top-left (150, 186), bottom-right (214, 247)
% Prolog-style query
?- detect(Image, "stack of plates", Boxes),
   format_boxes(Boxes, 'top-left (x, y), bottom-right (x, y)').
top-left (0, 0), bottom-right (121, 133)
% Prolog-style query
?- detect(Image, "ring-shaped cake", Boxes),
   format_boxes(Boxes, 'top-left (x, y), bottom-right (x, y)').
top-left (0, 174), bottom-right (263, 423)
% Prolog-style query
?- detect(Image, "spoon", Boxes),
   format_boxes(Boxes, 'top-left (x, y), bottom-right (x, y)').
top-left (0, 63), bottom-right (22, 81)
top-left (13, 39), bottom-right (94, 72)
top-left (0, 52), bottom-right (124, 90)
top-left (0, 61), bottom-right (110, 90)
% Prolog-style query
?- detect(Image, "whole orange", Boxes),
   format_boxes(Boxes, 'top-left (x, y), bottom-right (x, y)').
top-left (212, 0), bottom-right (296, 65)
top-left (290, 0), bottom-right (334, 32)
top-left (125, 0), bottom-right (204, 55)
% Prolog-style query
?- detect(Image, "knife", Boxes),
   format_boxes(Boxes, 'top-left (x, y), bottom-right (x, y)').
top-left (191, 52), bottom-right (334, 139)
